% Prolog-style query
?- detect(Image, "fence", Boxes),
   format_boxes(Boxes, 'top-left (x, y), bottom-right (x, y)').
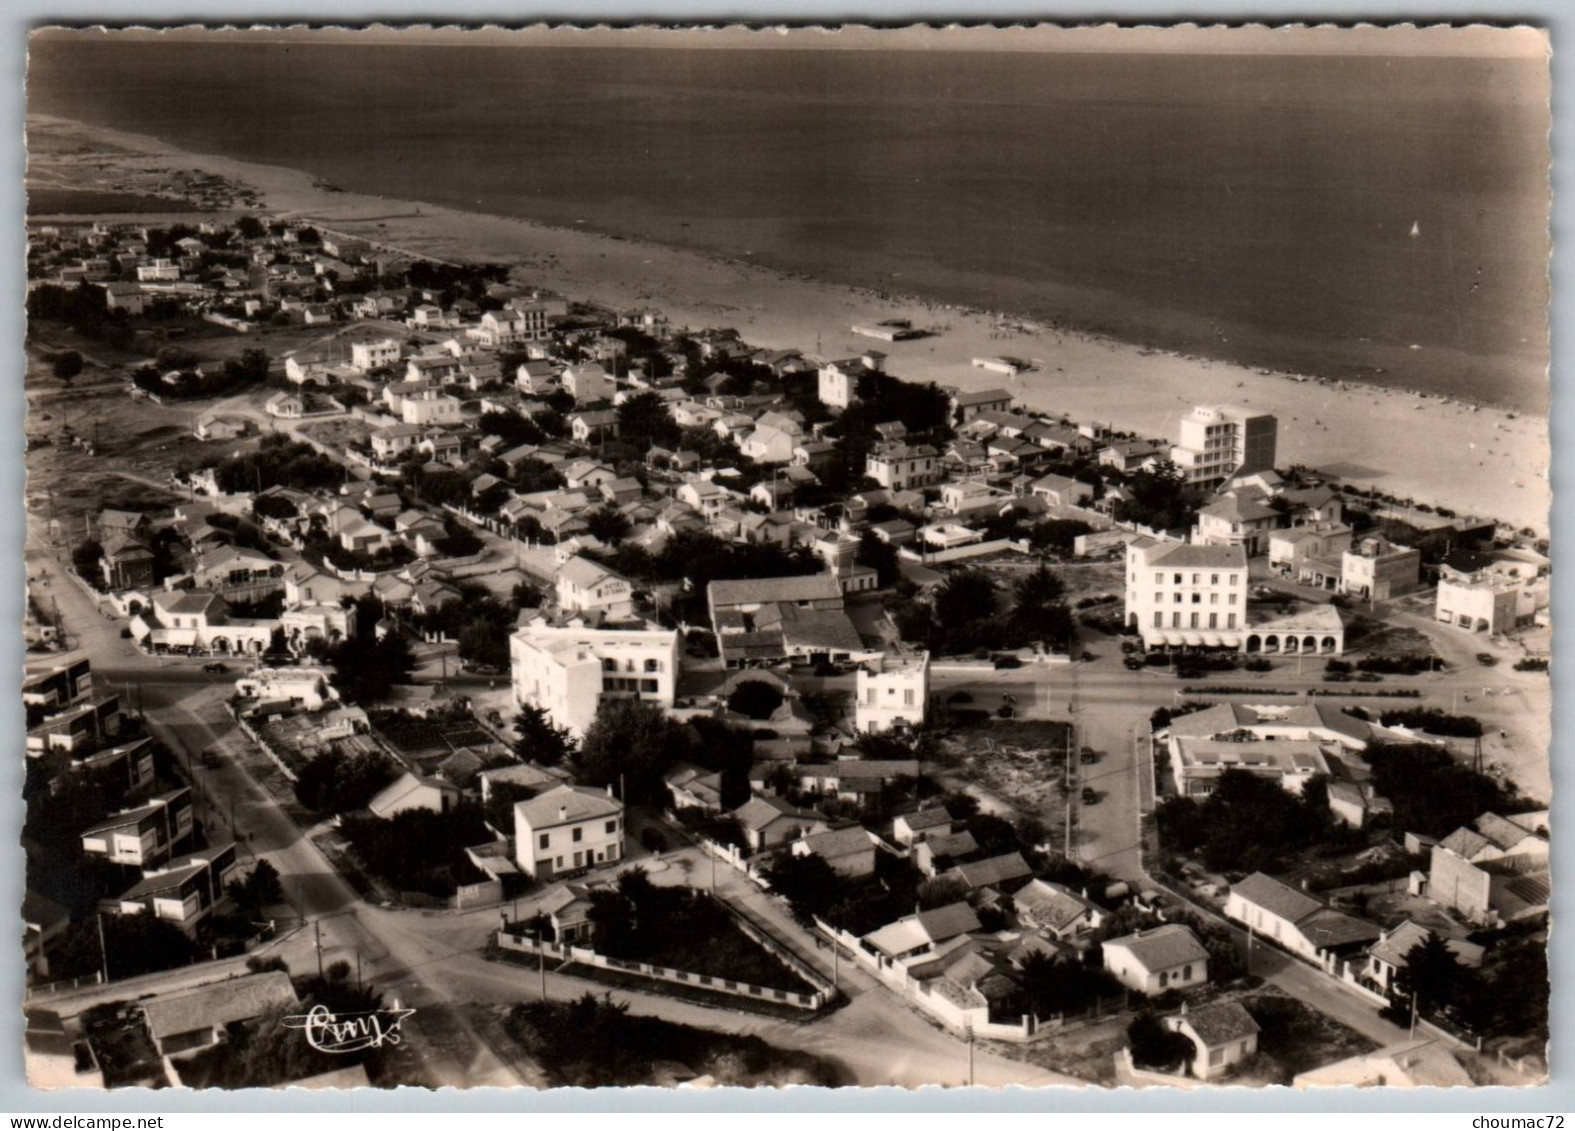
top-left (899, 538), bottom-right (1028, 565)
top-left (25, 971), bottom-right (103, 1001)
top-left (810, 917), bottom-right (1042, 1041)
top-left (232, 710), bottom-right (299, 783)
top-left (495, 930), bottom-right (830, 1011)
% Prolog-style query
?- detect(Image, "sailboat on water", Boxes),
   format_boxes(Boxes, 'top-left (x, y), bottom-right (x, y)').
top-left (1409, 220), bottom-right (1421, 238)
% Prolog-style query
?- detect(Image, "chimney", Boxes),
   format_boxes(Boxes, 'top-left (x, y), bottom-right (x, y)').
top-left (558, 805), bottom-right (568, 822)
top-left (1179, 1000), bottom-right (1188, 1016)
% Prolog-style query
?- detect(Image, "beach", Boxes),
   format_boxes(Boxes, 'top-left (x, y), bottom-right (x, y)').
top-left (29, 114), bottom-right (1552, 535)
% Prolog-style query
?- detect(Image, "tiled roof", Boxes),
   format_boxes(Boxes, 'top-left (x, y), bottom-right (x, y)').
top-left (515, 783), bottom-right (622, 830)
top-left (1230, 872), bottom-right (1323, 924)
top-left (140, 971), bottom-right (297, 1041)
top-left (1179, 1000), bottom-right (1260, 1047)
top-left (1105, 924), bottom-right (1209, 972)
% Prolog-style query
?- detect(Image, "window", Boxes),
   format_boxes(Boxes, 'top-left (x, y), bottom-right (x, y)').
top-left (1172, 612), bottom-right (1181, 628)
top-left (1159, 971), bottom-right (1168, 988)
top-left (1192, 593), bottom-right (1201, 604)
top-left (903, 689), bottom-right (915, 706)
top-left (605, 819), bottom-right (618, 834)
top-left (572, 827), bottom-right (583, 843)
top-left (1209, 613), bottom-right (1218, 629)
top-left (644, 658), bottom-right (660, 673)
top-left (1174, 593), bottom-right (1182, 603)
top-left (1183, 964), bottom-right (1192, 979)
top-left (1211, 574), bottom-right (1219, 585)
top-left (1173, 573), bottom-right (1183, 585)
top-left (538, 833), bottom-right (549, 850)
top-left (1229, 593), bottom-right (1238, 605)
top-left (1210, 593), bottom-right (1218, 605)
top-left (1228, 614), bottom-right (1237, 629)
top-left (640, 679), bottom-right (658, 694)
top-left (1190, 613), bottom-right (1199, 628)
top-left (1192, 573), bottom-right (1200, 584)
top-left (602, 658), bottom-right (617, 673)
top-left (1154, 592), bottom-right (1162, 605)
top-left (1209, 1048), bottom-right (1224, 1067)
top-left (1155, 573), bottom-right (1163, 584)
top-left (1153, 612), bottom-right (1162, 628)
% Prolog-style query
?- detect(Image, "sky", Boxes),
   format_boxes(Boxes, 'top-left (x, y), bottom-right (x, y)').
top-left (29, 22), bottom-right (1551, 59)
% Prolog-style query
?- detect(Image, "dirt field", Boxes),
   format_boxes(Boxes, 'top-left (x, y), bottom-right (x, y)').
top-left (932, 719), bottom-right (1075, 816)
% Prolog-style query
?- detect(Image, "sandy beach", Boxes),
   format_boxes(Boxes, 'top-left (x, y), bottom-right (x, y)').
top-left (29, 114), bottom-right (1552, 535)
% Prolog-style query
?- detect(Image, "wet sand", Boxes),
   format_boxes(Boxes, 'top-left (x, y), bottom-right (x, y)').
top-left (28, 114), bottom-right (1552, 535)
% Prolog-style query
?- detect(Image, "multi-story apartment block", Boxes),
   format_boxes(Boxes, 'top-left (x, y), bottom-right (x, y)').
top-left (510, 619), bottom-right (681, 737)
top-left (1125, 539), bottom-right (1249, 647)
top-left (80, 788), bottom-right (194, 870)
top-left (1169, 405), bottom-right (1278, 489)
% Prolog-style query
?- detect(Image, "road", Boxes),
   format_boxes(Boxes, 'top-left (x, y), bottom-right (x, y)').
top-left (27, 516), bottom-right (523, 1087)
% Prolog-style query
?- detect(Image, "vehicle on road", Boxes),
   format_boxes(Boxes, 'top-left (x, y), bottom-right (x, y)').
top-left (993, 654), bottom-right (1022, 670)
top-left (202, 661), bottom-right (228, 673)
top-left (200, 748), bottom-right (221, 769)
top-left (1081, 787), bottom-right (1099, 805)
top-left (1080, 748), bottom-right (1099, 765)
top-left (1079, 651), bottom-right (1096, 663)
top-left (1124, 656), bottom-right (1146, 670)
top-left (1476, 652), bottom-right (1499, 667)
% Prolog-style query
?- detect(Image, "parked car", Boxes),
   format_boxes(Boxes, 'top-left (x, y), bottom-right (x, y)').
top-left (1079, 651), bottom-right (1096, 663)
top-left (1080, 748), bottom-right (1099, 765)
top-left (1120, 640), bottom-right (1140, 655)
top-left (202, 661), bottom-right (227, 674)
top-left (1476, 652), bottom-right (1499, 667)
top-left (1124, 656), bottom-right (1146, 671)
top-left (1081, 787), bottom-right (1099, 805)
top-left (993, 654), bottom-right (1022, 670)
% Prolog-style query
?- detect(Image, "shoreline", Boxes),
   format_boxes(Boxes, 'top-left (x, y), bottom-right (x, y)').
top-left (26, 113), bottom-right (1552, 535)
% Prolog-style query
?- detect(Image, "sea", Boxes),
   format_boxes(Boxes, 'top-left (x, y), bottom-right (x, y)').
top-left (27, 38), bottom-right (1551, 414)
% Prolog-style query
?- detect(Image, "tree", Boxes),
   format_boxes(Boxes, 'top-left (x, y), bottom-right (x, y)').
top-left (1365, 743), bottom-right (1515, 838)
top-left (294, 749), bottom-right (398, 813)
top-left (726, 679), bottom-right (784, 721)
top-left (513, 703), bottom-right (576, 767)
top-left (585, 507), bottom-right (631, 545)
top-left (931, 568), bottom-right (998, 652)
top-left (325, 635), bottom-right (415, 705)
top-left (1017, 952), bottom-right (1125, 1018)
top-left (227, 859), bottom-right (284, 920)
top-left (1126, 1013), bottom-right (1194, 1072)
top-left (1384, 932), bottom-right (1475, 1026)
top-left (235, 215), bottom-right (266, 239)
top-left (1115, 461), bottom-right (1197, 532)
top-left (856, 530), bottom-right (900, 587)
top-left (572, 699), bottom-right (693, 804)
top-left (70, 539), bottom-right (103, 579)
top-left (761, 851), bottom-right (845, 926)
top-left (51, 350), bottom-right (84, 381)
top-left (51, 913), bottom-right (198, 981)
top-left (615, 391), bottom-right (681, 452)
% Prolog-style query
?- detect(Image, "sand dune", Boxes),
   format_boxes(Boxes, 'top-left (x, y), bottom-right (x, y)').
top-left (30, 114), bottom-right (1551, 534)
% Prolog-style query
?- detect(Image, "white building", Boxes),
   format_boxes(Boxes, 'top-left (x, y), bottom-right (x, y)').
top-left (234, 667), bottom-right (337, 711)
top-left (1169, 405), bottom-right (1278, 489)
top-left (401, 389), bottom-right (464, 427)
top-left (1436, 575), bottom-right (1530, 635)
top-left (1101, 924), bottom-right (1209, 996)
top-left (556, 555), bottom-right (635, 619)
top-left (510, 619), bottom-right (681, 737)
top-left (1125, 539), bottom-right (1248, 647)
top-left (351, 337), bottom-right (401, 372)
top-left (817, 359), bottom-right (863, 409)
top-left (866, 442), bottom-right (940, 492)
top-left (855, 652), bottom-right (929, 733)
top-left (513, 783), bottom-right (624, 880)
top-left (562, 362), bottom-right (615, 405)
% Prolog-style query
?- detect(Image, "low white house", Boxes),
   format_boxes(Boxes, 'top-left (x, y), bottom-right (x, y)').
top-left (555, 556), bottom-right (635, 620)
top-left (854, 652), bottom-right (929, 733)
top-left (1101, 924), bottom-right (1209, 996)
